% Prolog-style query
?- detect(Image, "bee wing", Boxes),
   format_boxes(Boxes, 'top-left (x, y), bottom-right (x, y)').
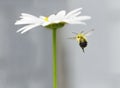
top-left (67, 37), bottom-right (76, 40)
top-left (72, 32), bottom-right (78, 35)
top-left (84, 29), bottom-right (94, 36)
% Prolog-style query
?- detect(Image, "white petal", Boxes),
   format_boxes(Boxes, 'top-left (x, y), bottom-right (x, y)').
top-left (56, 10), bottom-right (66, 17)
top-left (17, 24), bottom-right (40, 34)
top-left (77, 16), bottom-right (91, 20)
top-left (65, 12), bottom-right (82, 20)
top-left (42, 22), bottom-right (51, 26)
top-left (15, 13), bottom-right (42, 25)
top-left (55, 10), bottom-right (66, 22)
top-left (16, 25), bottom-right (29, 33)
top-left (64, 19), bottom-right (86, 24)
top-left (39, 16), bottom-right (46, 19)
top-left (15, 18), bottom-right (42, 25)
top-left (65, 8), bottom-right (82, 18)
top-left (21, 13), bottom-right (38, 20)
top-left (20, 13), bottom-right (40, 22)
top-left (48, 14), bottom-right (56, 22)
top-left (70, 21), bottom-right (86, 24)
top-left (63, 15), bottom-right (91, 24)
top-left (20, 25), bottom-right (35, 34)
top-left (72, 11), bottom-right (81, 17)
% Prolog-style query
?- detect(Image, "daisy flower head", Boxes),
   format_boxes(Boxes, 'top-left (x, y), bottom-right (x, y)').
top-left (15, 8), bottom-right (91, 34)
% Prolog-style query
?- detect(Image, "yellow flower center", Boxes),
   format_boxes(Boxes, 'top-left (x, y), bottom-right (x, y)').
top-left (44, 17), bottom-right (49, 22)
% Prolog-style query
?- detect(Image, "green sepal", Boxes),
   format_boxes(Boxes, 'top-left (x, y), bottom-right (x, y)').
top-left (45, 22), bottom-right (66, 30)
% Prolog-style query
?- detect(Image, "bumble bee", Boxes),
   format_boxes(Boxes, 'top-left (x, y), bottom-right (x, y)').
top-left (68, 29), bottom-right (94, 53)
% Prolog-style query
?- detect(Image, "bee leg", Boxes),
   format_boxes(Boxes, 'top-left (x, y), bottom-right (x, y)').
top-left (82, 47), bottom-right (85, 53)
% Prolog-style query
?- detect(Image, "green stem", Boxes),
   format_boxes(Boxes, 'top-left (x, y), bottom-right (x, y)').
top-left (52, 29), bottom-right (57, 88)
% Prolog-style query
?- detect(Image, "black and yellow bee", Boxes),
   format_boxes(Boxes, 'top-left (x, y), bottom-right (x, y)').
top-left (69, 29), bottom-right (94, 53)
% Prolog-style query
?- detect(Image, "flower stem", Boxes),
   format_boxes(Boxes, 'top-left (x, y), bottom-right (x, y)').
top-left (52, 29), bottom-right (57, 88)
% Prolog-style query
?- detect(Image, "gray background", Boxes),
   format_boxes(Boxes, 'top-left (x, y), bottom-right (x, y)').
top-left (0, 0), bottom-right (120, 88)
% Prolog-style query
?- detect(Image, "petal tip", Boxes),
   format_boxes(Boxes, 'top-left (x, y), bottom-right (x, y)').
top-left (88, 16), bottom-right (92, 19)
top-left (14, 22), bottom-right (18, 25)
top-left (16, 30), bottom-right (20, 33)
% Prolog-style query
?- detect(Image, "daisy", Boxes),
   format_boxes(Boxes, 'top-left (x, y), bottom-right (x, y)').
top-left (15, 8), bottom-right (91, 34)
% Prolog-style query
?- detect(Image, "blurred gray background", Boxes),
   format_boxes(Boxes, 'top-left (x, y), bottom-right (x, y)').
top-left (0, 0), bottom-right (120, 88)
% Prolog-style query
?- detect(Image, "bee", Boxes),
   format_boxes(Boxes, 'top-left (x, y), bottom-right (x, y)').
top-left (68, 29), bottom-right (94, 53)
